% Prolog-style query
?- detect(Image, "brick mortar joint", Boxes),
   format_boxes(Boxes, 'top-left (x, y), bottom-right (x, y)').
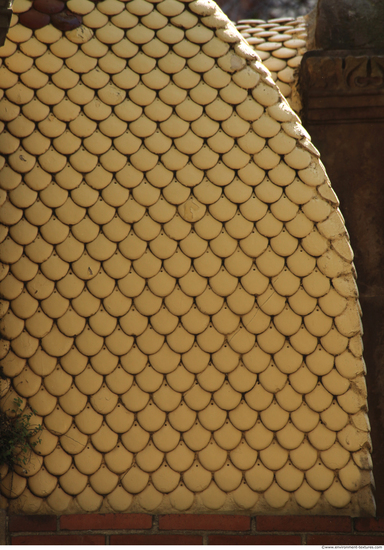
top-left (12, 529), bottom-right (382, 536)
top-left (250, 516), bottom-right (257, 534)
top-left (11, 529), bottom-right (156, 536)
top-left (7, 525), bottom-right (373, 536)
top-left (158, 529), bottom-right (253, 534)
top-left (9, 515), bottom-right (384, 539)
top-left (152, 514), bottom-right (159, 533)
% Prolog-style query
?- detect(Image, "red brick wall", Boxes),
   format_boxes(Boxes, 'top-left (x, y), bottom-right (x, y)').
top-left (5, 514), bottom-right (384, 545)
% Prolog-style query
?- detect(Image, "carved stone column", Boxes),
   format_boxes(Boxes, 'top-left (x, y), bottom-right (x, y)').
top-left (301, 0), bottom-right (384, 514)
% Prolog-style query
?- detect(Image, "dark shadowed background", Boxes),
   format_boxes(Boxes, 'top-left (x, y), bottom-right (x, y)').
top-left (215, 0), bottom-right (316, 21)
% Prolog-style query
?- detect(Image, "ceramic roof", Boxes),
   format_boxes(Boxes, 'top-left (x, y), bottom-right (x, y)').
top-left (236, 16), bottom-right (306, 113)
top-left (0, 0), bottom-right (374, 516)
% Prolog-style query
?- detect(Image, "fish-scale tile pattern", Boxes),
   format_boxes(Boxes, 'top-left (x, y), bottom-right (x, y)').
top-left (0, 0), bottom-right (373, 517)
top-left (235, 16), bottom-right (307, 114)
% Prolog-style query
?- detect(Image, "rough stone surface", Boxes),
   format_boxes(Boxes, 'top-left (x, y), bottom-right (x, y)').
top-left (217, 0), bottom-right (316, 23)
top-left (315, 0), bottom-right (384, 50)
top-left (0, 509), bottom-right (6, 545)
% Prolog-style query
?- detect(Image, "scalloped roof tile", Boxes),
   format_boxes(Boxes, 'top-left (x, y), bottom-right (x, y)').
top-left (0, 0), bottom-right (374, 518)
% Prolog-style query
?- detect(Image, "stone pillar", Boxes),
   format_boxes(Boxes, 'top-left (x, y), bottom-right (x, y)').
top-left (301, 0), bottom-right (384, 515)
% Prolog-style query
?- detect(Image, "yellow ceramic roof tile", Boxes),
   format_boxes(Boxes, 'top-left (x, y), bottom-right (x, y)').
top-left (8, 218), bottom-right (35, 248)
top-left (227, 398), bottom-right (257, 432)
top-left (44, 403), bottom-right (73, 436)
top-left (59, 383), bottom-right (87, 416)
top-left (65, 81), bottom-right (94, 106)
top-left (21, 66), bottom-right (50, 90)
top-left (97, 82), bottom-right (126, 108)
top-left (120, 464), bottom-right (149, 497)
top-left (103, 214), bottom-right (130, 242)
top-left (270, 302), bottom-right (300, 335)
top-left (29, 425), bottom-right (58, 459)
top-left (289, 321), bottom-right (317, 355)
top-left (275, 461), bottom-right (304, 492)
top-left (301, 228), bottom-right (328, 257)
top-left (305, 382), bottom-right (333, 413)
top-left (50, 98), bottom-right (81, 124)
top-left (182, 421), bottom-right (211, 452)
top-left (23, 235), bottom-right (52, 265)
top-left (323, 478), bottom-right (352, 509)
top-left (35, 81), bottom-right (66, 106)
top-left (193, 247), bottom-right (222, 279)
top-left (9, 286), bottom-right (37, 320)
top-left (104, 446), bottom-right (133, 481)
top-left (335, 351), bottom-right (364, 382)
top-left (10, 365), bottom-right (39, 399)
top-left (22, 347), bottom-right (53, 378)
top-left (256, 365), bottom-right (286, 399)
top-left (82, 68), bottom-right (110, 92)
top-left (6, 111), bottom-right (34, 140)
top-left (7, 18), bottom-right (32, 40)
top-left (39, 282), bottom-right (69, 316)
top-left (43, 445), bottom-right (72, 477)
top-left (26, 465), bottom-right (58, 499)
top-left (165, 321), bottom-right (194, 353)
top-left (183, 382), bottom-right (211, 411)
top-left (209, 303), bottom-right (238, 337)
top-left (204, 347), bottom-right (235, 379)
top-left (331, 236), bottom-right (354, 264)
top-left (69, 284), bottom-right (98, 316)
top-left (338, 388), bottom-right (369, 422)
top-left (319, 442), bottom-right (350, 472)
top-left (24, 306), bottom-right (54, 338)
top-left (86, 232), bottom-right (116, 261)
top-left (104, 400), bottom-right (134, 432)
top-left (87, 465), bottom-right (118, 499)
top-left (0, 0), bottom-right (371, 517)
top-left (81, 35), bottom-right (108, 58)
top-left (0, 130), bottom-right (20, 160)
top-left (263, 481), bottom-right (290, 509)
top-left (319, 324), bottom-right (348, 356)
top-left (253, 145), bottom-right (280, 171)
top-left (89, 346), bottom-right (118, 376)
top-left (244, 418), bottom-right (273, 455)
top-left (150, 306), bottom-right (179, 335)
top-left (25, 270), bottom-right (54, 301)
top-left (0, 65), bottom-right (18, 91)
top-left (58, 463), bottom-right (87, 497)
top-left (134, 399), bottom-right (165, 433)
top-left (88, 305), bottom-right (117, 337)
top-left (10, 255), bottom-right (37, 284)
top-left (150, 462), bottom-right (180, 496)
top-left (87, 421), bottom-right (118, 455)
top-left (30, 22), bottom-right (60, 44)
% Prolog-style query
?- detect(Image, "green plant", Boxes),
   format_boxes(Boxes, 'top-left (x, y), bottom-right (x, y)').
top-left (0, 396), bottom-right (43, 470)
